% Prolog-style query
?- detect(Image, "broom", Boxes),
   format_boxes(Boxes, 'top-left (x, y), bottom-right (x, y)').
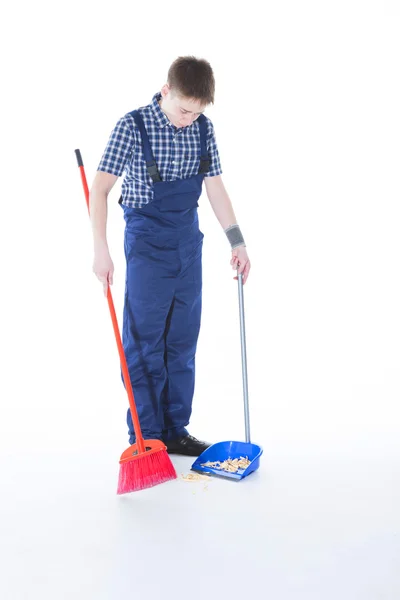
top-left (75, 149), bottom-right (177, 494)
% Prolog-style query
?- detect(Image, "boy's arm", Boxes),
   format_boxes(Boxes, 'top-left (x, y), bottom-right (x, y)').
top-left (89, 171), bottom-right (118, 249)
top-left (89, 114), bottom-right (134, 294)
top-left (204, 175), bottom-right (251, 283)
top-left (89, 171), bottom-right (118, 295)
top-left (204, 175), bottom-right (238, 230)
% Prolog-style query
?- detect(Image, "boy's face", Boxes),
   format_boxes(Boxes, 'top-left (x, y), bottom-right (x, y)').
top-left (159, 84), bottom-right (207, 128)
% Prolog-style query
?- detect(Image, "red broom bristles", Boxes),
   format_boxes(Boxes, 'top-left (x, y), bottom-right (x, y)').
top-left (117, 448), bottom-right (177, 494)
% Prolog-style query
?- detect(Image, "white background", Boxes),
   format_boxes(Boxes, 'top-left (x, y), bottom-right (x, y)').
top-left (1, 1), bottom-right (399, 598)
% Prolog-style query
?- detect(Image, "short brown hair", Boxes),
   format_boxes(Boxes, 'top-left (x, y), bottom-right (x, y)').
top-left (167, 56), bottom-right (215, 105)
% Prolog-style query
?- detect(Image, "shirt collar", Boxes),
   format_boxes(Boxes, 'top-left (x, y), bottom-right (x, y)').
top-left (151, 92), bottom-right (171, 129)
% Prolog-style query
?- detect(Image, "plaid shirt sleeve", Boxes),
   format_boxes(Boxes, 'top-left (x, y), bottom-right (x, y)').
top-left (205, 118), bottom-right (223, 178)
top-left (97, 116), bottom-right (135, 177)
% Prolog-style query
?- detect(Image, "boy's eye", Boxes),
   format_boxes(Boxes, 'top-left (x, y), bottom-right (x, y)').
top-left (180, 109), bottom-right (201, 116)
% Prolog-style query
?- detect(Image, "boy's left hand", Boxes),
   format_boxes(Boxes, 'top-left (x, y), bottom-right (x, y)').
top-left (230, 245), bottom-right (251, 284)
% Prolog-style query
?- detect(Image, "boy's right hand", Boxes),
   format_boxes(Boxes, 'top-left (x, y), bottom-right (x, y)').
top-left (93, 245), bottom-right (114, 296)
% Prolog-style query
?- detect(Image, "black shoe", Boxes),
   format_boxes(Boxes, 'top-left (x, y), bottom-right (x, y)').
top-left (165, 435), bottom-right (211, 456)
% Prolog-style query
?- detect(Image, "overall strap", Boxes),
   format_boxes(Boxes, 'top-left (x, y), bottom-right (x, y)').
top-left (197, 114), bottom-right (210, 175)
top-left (129, 109), bottom-right (162, 183)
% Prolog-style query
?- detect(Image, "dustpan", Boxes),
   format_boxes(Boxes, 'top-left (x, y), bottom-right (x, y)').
top-left (191, 272), bottom-right (263, 480)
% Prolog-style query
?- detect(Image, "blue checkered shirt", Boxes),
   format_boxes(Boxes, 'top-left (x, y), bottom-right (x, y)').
top-left (97, 92), bottom-right (223, 208)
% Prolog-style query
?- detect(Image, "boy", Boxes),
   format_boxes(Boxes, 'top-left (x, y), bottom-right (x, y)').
top-left (89, 56), bottom-right (251, 456)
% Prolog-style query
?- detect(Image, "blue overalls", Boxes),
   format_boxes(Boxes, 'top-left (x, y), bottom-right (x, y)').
top-left (121, 110), bottom-right (210, 444)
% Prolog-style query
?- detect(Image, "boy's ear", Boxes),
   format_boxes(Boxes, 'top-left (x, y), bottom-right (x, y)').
top-left (161, 83), bottom-right (171, 98)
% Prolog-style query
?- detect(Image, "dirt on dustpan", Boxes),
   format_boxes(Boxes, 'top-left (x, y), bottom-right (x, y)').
top-left (180, 456), bottom-right (252, 491)
top-left (200, 456), bottom-right (251, 473)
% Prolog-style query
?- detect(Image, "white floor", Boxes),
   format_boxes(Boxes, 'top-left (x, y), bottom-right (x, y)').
top-left (1, 436), bottom-right (399, 600)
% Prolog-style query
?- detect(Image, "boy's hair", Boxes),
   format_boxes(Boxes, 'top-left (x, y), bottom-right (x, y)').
top-left (167, 56), bottom-right (215, 105)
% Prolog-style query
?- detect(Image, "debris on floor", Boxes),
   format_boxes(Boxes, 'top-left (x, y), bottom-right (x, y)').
top-left (181, 473), bottom-right (211, 482)
top-left (200, 456), bottom-right (251, 473)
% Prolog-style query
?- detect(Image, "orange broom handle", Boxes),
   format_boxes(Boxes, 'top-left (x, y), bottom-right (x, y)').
top-left (75, 149), bottom-right (145, 454)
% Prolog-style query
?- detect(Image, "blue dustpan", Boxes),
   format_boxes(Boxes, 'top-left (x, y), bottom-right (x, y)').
top-left (192, 272), bottom-right (263, 480)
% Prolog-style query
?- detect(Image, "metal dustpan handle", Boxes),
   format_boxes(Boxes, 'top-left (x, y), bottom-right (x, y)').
top-left (237, 271), bottom-right (251, 444)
